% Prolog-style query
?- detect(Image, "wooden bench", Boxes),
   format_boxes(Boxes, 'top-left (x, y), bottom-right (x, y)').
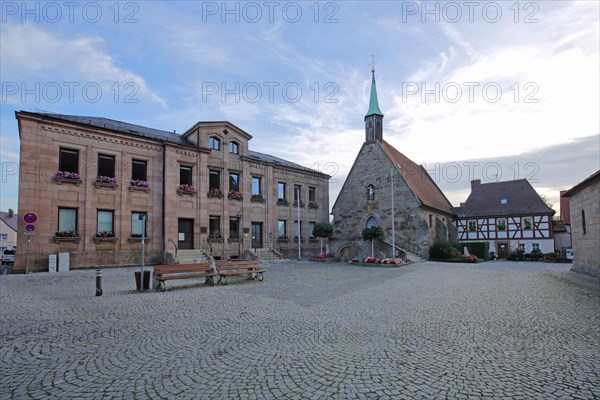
top-left (154, 263), bottom-right (217, 292)
top-left (215, 260), bottom-right (266, 285)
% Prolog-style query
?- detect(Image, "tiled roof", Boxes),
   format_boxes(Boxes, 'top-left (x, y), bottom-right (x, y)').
top-left (247, 151), bottom-right (329, 177)
top-left (21, 111), bottom-right (196, 147)
top-left (562, 170), bottom-right (600, 197)
top-left (455, 179), bottom-right (555, 218)
top-left (382, 141), bottom-right (454, 215)
top-left (0, 211), bottom-right (18, 231)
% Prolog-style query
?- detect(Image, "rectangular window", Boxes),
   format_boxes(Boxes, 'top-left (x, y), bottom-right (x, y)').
top-left (308, 187), bottom-right (316, 202)
top-left (252, 176), bottom-right (262, 196)
top-left (59, 148), bottom-right (79, 173)
top-left (131, 212), bottom-right (147, 237)
top-left (97, 210), bottom-right (114, 234)
top-left (132, 159), bottom-right (147, 181)
top-left (309, 221), bottom-right (316, 239)
top-left (294, 185), bottom-right (302, 201)
top-left (229, 172), bottom-right (240, 192)
top-left (209, 216), bottom-right (221, 236)
top-left (278, 182), bottom-right (286, 200)
top-left (519, 243), bottom-right (525, 251)
top-left (229, 141), bottom-right (239, 154)
top-left (500, 198), bottom-right (508, 205)
top-left (294, 220), bottom-right (303, 239)
top-left (180, 166), bottom-right (192, 185)
top-left (532, 243), bottom-right (540, 251)
top-left (229, 217), bottom-right (240, 239)
top-left (496, 219), bottom-right (507, 231)
top-left (0, 234), bottom-right (7, 240)
top-left (468, 220), bottom-right (477, 232)
top-left (209, 137), bottom-right (220, 150)
top-left (523, 217), bottom-right (532, 230)
top-left (278, 220), bottom-right (287, 238)
top-left (98, 154), bottom-right (115, 178)
top-left (58, 207), bottom-right (77, 232)
top-left (209, 170), bottom-right (220, 190)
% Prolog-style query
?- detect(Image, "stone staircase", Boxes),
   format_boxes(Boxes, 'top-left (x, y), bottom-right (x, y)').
top-left (252, 248), bottom-right (282, 261)
top-left (383, 237), bottom-right (425, 263)
top-left (166, 250), bottom-right (209, 264)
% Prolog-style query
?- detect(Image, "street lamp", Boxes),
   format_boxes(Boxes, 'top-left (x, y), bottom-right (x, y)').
top-left (237, 211), bottom-right (242, 259)
top-left (139, 214), bottom-right (146, 291)
top-left (296, 186), bottom-right (301, 260)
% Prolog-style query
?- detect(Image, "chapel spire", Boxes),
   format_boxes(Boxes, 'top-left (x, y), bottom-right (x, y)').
top-left (364, 63), bottom-right (384, 142)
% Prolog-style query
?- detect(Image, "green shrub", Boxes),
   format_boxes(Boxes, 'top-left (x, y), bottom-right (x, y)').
top-left (429, 240), bottom-right (461, 260)
top-left (464, 242), bottom-right (490, 260)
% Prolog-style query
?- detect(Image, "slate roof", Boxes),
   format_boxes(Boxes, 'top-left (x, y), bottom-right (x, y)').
top-left (382, 141), bottom-right (454, 215)
top-left (247, 151), bottom-right (329, 177)
top-left (0, 211), bottom-right (18, 232)
top-left (562, 170), bottom-right (600, 197)
top-left (455, 179), bottom-right (555, 218)
top-left (20, 111), bottom-right (196, 147)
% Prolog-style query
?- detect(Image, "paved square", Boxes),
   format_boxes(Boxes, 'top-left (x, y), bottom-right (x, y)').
top-left (1, 261), bottom-right (599, 399)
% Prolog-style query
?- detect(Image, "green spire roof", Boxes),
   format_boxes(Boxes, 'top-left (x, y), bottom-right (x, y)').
top-left (366, 69), bottom-right (383, 117)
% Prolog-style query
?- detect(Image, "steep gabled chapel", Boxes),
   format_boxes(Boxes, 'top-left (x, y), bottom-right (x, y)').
top-left (331, 67), bottom-right (456, 261)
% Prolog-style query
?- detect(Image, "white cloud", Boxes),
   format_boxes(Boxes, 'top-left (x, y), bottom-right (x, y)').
top-left (0, 23), bottom-right (167, 107)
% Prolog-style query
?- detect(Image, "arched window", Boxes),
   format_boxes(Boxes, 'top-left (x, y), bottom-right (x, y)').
top-left (582, 209), bottom-right (587, 235)
top-left (366, 217), bottom-right (378, 229)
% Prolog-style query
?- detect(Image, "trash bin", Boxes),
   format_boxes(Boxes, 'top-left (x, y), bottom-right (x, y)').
top-left (134, 271), bottom-right (151, 290)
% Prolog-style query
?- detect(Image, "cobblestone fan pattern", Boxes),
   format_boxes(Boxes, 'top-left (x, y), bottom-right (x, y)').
top-left (1, 261), bottom-right (599, 399)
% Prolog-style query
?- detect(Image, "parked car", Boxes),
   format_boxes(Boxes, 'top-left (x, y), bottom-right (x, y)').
top-left (2, 248), bottom-right (15, 265)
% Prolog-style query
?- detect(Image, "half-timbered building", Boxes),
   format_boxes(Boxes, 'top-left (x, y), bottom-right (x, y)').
top-left (455, 179), bottom-right (555, 258)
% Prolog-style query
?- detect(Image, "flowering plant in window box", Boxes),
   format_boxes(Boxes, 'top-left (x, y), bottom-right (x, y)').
top-left (55, 171), bottom-right (81, 181)
top-left (208, 188), bottom-right (224, 198)
top-left (130, 179), bottom-right (149, 188)
top-left (208, 232), bottom-right (222, 241)
top-left (96, 176), bottom-right (117, 185)
top-left (95, 231), bottom-right (115, 238)
top-left (228, 190), bottom-right (243, 200)
top-left (251, 194), bottom-right (263, 200)
top-left (277, 198), bottom-right (289, 206)
top-left (277, 235), bottom-right (289, 242)
top-left (293, 200), bottom-right (305, 208)
top-left (293, 236), bottom-right (304, 240)
top-left (308, 201), bottom-right (319, 209)
top-left (55, 230), bottom-right (79, 238)
top-left (178, 184), bottom-right (196, 193)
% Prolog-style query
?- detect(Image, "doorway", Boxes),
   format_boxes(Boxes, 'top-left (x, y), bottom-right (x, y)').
top-left (251, 222), bottom-right (263, 249)
top-left (178, 219), bottom-right (194, 249)
top-left (497, 242), bottom-right (509, 259)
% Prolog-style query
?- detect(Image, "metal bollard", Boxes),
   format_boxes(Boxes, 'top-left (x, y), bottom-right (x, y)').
top-left (95, 270), bottom-right (103, 296)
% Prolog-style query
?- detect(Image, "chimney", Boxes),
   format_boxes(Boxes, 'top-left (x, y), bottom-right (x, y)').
top-left (471, 179), bottom-right (481, 189)
top-left (559, 190), bottom-right (570, 224)
top-left (8, 209), bottom-right (14, 218)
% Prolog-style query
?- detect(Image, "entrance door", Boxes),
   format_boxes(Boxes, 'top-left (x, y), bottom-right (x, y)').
top-left (178, 219), bottom-right (194, 249)
top-left (497, 242), bottom-right (509, 259)
top-left (251, 222), bottom-right (263, 249)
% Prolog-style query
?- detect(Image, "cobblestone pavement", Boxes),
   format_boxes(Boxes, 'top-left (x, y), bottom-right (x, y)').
top-left (1, 261), bottom-right (599, 399)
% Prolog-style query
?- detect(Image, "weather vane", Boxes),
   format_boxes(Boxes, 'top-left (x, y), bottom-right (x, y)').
top-left (371, 54), bottom-right (376, 72)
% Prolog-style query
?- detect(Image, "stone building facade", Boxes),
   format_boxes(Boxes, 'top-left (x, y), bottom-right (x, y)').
top-left (562, 170), bottom-right (600, 277)
top-left (331, 70), bottom-right (455, 261)
top-left (15, 111), bottom-right (329, 272)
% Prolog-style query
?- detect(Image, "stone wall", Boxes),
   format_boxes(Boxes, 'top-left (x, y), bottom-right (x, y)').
top-left (568, 178), bottom-right (600, 277)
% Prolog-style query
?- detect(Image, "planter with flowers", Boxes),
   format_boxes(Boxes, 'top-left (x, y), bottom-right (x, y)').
top-left (228, 190), bottom-right (243, 201)
top-left (177, 184), bottom-right (196, 195)
top-left (94, 231), bottom-right (118, 243)
top-left (208, 232), bottom-right (223, 243)
top-left (54, 171), bottom-right (82, 185)
top-left (277, 198), bottom-right (289, 207)
top-left (208, 188), bottom-right (224, 199)
top-left (277, 235), bottom-right (289, 243)
top-left (308, 201), bottom-right (319, 209)
top-left (309, 253), bottom-right (338, 263)
top-left (53, 230), bottom-right (80, 243)
top-left (293, 200), bottom-right (305, 208)
top-left (129, 180), bottom-right (150, 192)
top-left (350, 257), bottom-right (408, 267)
top-left (95, 176), bottom-right (118, 189)
top-left (251, 194), bottom-right (265, 203)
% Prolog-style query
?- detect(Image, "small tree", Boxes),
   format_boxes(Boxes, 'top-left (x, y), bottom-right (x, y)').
top-left (362, 226), bottom-right (384, 257)
top-left (313, 222), bottom-right (333, 254)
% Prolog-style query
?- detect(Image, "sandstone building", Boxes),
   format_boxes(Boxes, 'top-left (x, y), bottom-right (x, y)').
top-left (331, 70), bottom-right (455, 261)
top-left (562, 170), bottom-right (600, 277)
top-left (15, 111), bottom-right (330, 271)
